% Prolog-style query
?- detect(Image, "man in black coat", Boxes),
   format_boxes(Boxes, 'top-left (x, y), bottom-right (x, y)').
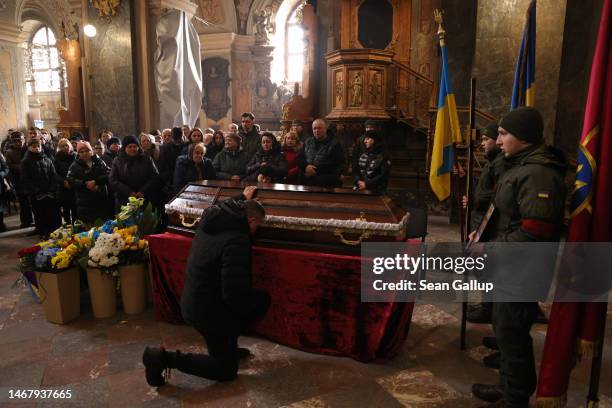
top-left (238, 112), bottom-right (262, 162)
top-left (142, 186), bottom-right (270, 386)
top-left (299, 118), bottom-right (345, 188)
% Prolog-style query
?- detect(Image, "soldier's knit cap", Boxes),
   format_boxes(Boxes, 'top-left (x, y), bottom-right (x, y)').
top-left (482, 122), bottom-right (499, 139)
top-left (499, 106), bottom-right (543, 144)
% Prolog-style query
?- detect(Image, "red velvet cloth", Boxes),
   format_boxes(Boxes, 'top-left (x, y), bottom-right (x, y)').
top-left (147, 232), bottom-right (414, 362)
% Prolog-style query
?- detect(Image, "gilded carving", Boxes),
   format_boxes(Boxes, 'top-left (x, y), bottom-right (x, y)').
top-left (91, 0), bottom-right (121, 17)
top-left (350, 72), bottom-right (363, 107)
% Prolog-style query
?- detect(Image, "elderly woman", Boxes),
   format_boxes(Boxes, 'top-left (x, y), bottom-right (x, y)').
top-left (246, 132), bottom-right (287, 183)
top-left (173, 142), bottom-right (216, 193)
top-left (212, 133), bottom-right (249, 181)
top-left (54, 138), bottom-right (77, 224)
top-left (109, 135), bottom-right (160, 210)
top-left (140, 133), bottom-right (161, 164)
top-left (67, 141), bottom-right (112, 224)
top-left (282, 131), bottom-right (303, 184)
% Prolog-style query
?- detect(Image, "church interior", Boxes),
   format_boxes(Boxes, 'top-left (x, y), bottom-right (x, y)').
top-left (0, 0), bottom-right (611, 406)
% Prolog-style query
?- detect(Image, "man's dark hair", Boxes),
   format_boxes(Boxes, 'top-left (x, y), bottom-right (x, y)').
top-left (10, 131), bottom-right (24, 140)
top-left (241, 112), bottom-right (255, 120)
top-left (245, 200), bottom-right (265, 220)
top-left (171, 127), bottom-right (183, 141)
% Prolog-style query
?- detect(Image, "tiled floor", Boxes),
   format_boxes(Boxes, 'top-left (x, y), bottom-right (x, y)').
top-left (0, 213), bottom-right (610, 407)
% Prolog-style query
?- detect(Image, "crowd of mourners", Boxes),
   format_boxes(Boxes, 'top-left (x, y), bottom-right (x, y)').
top-left (0, 112), bottom-right (391, 238)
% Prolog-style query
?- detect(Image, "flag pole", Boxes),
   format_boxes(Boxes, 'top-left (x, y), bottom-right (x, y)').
top-left (587, 319), bottom-right (606, 406)
top-left (459, 77), bottom-right (477, 350)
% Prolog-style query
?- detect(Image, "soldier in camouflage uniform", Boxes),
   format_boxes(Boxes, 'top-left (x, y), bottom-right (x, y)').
top-left (471, 107), bottom-right (567, 408)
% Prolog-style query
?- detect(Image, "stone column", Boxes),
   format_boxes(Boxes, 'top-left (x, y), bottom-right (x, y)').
top-left (0, 23), bottom-right (29, 136)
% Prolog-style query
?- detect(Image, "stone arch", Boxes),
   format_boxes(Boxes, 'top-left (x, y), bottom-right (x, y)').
top-left (16, 0), bottom-right (77, 40)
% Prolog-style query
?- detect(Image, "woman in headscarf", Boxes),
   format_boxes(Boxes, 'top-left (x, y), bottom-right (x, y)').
top-left (109, 135), bottom-right (160, 211)
top-left (212, 133), bottom-right (249, 181)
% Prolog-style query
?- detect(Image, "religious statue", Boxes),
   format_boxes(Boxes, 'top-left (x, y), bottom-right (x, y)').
top-left (350, 72), bottom-right (363, 107)
top-left (254, 9), bottom-right (272, 44)
top-left (335, 77), bottom-right (343, 106)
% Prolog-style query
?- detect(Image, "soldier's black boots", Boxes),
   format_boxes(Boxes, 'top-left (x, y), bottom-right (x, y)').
top-left (142, 346), bottom-right (175, 387)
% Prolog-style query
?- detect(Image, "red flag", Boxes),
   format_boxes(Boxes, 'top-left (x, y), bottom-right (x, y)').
top-left (536, 0), bottom-right (612, 405)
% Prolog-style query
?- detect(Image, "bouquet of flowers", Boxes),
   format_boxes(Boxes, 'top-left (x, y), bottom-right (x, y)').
top-left (87, 232), bottom-right (125, 275)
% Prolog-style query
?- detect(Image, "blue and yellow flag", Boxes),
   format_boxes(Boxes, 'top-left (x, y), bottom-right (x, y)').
top-left (429, 42), bottom-right (462, 201)
top-left (511, 0), bottom-right (536, 109)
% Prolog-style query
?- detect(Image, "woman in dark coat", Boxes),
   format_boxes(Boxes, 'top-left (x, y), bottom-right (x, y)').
top-left (246, 132), bottom-right (288, 183)
top-left (20, 138), bottom-right (61, 238)
top-left (353, 130), bottom-right (390, 194)
top-left (54, 138), bottom-right (78, 224)
top-left (212, 133), bottom-right (249, 181)
top-left (173, 142), bottom-right (216, 193)
top-left (67, 141), bottom-right (112, 224)
top-left (109, 135), bottom-right (160, 211)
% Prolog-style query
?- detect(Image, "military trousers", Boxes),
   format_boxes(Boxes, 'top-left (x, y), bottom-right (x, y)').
top-left (492, 302), bottom-right (538, 407)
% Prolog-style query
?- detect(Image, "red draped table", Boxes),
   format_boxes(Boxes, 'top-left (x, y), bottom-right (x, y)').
top-left (147, 232), bottom-right (414, 362)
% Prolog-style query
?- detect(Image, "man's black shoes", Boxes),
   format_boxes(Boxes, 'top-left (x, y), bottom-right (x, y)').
top-left (472, 384), bottom-right (504, 403)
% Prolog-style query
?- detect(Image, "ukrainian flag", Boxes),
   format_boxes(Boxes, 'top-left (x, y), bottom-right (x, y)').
top-left (429, 41), bottom-right (462, 201)
top-left (511, 0), bottom-right (536, 109)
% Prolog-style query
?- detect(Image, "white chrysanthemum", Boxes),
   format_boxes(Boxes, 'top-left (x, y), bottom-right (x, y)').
top-left (88, 232), bottom-right (124, 268)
